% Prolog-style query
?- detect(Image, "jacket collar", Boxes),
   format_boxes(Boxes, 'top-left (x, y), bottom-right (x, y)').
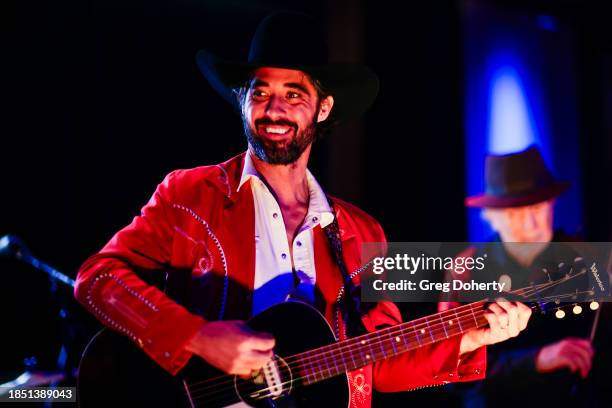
top-left (205, 152), bottom-right (247, 204)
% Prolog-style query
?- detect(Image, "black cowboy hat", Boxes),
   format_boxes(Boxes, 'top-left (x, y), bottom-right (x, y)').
top-left (196, 11), bottom-right (379, 121)
top-left (466, 145), bottom-right (570, 208)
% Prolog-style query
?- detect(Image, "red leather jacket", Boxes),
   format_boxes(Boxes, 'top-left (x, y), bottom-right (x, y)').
top-left (75, 152), bottom-right (485, 407)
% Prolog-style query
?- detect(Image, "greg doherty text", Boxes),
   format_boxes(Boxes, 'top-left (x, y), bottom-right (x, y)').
top-left (372, 279), bottom-right (507, 293)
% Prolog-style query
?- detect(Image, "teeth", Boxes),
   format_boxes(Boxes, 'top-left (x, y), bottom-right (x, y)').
top-left (265, 127), bottom-right (289, 134)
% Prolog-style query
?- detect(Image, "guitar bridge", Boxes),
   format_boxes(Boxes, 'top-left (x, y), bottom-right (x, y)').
top-left (262, 358), bottom-right (283, 398)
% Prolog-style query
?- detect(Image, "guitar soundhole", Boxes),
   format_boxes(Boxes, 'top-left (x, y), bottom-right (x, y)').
top-left (234, 355), bottom-right (293, 406)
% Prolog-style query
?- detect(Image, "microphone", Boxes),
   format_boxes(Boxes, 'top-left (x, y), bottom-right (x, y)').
top-left (0, 234), bottom-right (31, 259)
top-left (0, 234), bottom-right (74, 287)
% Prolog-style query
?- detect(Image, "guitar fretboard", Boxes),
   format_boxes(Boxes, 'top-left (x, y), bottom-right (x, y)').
top-left (291, 301), bottom-right (488, 384)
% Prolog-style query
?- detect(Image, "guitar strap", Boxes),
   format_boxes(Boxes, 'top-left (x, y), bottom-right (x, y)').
top-left (323, 196), bottom-right (368, 337)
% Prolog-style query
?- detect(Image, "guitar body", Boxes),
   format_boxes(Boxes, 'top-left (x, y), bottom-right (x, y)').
top-left (78, 302), bottom-right (349, 407)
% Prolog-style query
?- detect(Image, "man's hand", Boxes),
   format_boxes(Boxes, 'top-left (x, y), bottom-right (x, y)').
top-left (460, 300), bottom-right (532, 354)
top-left (536, 338), bottom-right (594, 378)
top-left (186, 320), bottom-right (275, 376)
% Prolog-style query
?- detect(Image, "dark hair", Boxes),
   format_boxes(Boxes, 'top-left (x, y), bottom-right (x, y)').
top-left (232, 71), bottom-right (338, 139)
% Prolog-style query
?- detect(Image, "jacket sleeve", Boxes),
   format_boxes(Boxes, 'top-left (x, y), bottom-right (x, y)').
top-left (358, 226), bottom-right (486, 392)
top-left (364, 301), bottom-right (486, 392)
top-left (74, 171), bottom-right (205, 375)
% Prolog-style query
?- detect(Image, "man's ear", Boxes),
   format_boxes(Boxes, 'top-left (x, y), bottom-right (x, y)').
top-left (317, 96), bottom-right (334, 123)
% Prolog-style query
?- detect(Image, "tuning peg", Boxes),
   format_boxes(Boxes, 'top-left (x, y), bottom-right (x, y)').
top-left (590, 301), bottom-right (600, 311)
top-left (499, 274), bottom-right (512, 291)
top-left (555, 309), bottom-right (566, 319)
top-left (572, 304), bottom-right (582, 315)
top-left (543, 268), bottom-right (552, 282)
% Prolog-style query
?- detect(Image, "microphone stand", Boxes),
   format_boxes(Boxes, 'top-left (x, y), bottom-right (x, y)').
top-left (0, 235), bottom-right (78, 404)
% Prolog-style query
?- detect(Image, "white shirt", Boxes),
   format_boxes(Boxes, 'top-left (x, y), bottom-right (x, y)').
top-left (238, 152), bottom-right (334, 315)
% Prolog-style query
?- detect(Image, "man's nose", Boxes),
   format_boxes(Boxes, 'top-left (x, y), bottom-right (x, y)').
top-left (265, 95), bottom-right (286, 119)
top-left (523, 210), bottom-right (539, 230)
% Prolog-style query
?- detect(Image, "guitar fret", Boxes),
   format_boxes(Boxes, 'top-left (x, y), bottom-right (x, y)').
top-left (300, 357), bottom-right (311, 384)
top-left (315, 353), bottom-right (324, 381)
top-left (377, 332), bottom-right (387, 359)
top-left (439, 313), bottom-right (449, 338)
top-left (303, 354), bottom-right (318, 384)
top-left (454, 309), bottom-right (463, 332)
top-left (470, 305), bottom-right (478, 327)
top-left (311, 358), bottom-right (320, 383)
top-left (400, 324), bottom-right (410, 350)
top-left (298, 358), bottom-right (317, 384)
top-left (387, 328), bottom-right (398, 355)
top-left (311, 354), bottom-right (319, 383)
top-left (339, 348), bottom-right (348, 373)
top-left (349, 346), bottom-right (357, 370)
top-left (357, 336), bottom-right (366, 365)
top-left (366, 338), bottom-right (375, 361)
top-left (412, 320), bottom-right (422, 346)
top-left (425, 318), bottom-right (435, 342)
top-left (330, 349), bottom-right (340, 377)
top-left (322, 353), bottom-right (332, 379)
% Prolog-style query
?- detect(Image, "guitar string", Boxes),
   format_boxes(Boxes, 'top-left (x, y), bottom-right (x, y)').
top-left (187, 296), bottom-right (537, 403)
top-left (188, 305), bottom-right (498, 405)
top-left (185, 276), bottom-right (562, 393)
top-left (185, 302), bottom-right (490, 402)
top-left (241, 290), bottom-right (598, 403)
top-left (185, 276), bottom-right (589, 402)
top-left (204, 296), bottom-right (586, 405)
top-left (183, 283), bottom-right (540, 393)
top-left (184, 300), bottom-right (488, 392)
top-left (188, 306), bottom-right (489, 404)
top-left (199, 274), bottom-right (564, 394)
top-left (274, 278), bottom-right (589, 375)
top-left (184, 281), bottom-right (551, 400)
top-left (184, 277), bottom-right (577, 402)
top-left (191, 289), bottom-right (593, 407)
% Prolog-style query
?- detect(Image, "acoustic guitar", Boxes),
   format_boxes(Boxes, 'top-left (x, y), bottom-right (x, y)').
top-left (78, 259), bottom-right (608, 407)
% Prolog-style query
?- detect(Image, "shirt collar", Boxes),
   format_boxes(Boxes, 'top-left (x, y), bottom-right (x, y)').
top-left (238, 150), bottom-right (260, 191)
top-left (305, 171), bottom-right (334, 228)
top-left (238, 151), bottom-right (334, 228)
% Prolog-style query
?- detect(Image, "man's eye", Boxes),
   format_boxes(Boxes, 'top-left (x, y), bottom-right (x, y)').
top-left (252, 90), bottom-right (267, 98)
top-left (287, 92), bottom-right (300, 99)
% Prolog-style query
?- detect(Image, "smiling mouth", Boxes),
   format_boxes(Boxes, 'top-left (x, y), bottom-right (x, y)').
top-left (259, 125), bottom-right (294, 136)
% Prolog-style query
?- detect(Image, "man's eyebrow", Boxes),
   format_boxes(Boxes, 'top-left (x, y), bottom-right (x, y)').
top-left (251, 79), bottom-right (269, 87)
top-left (284, 82), bottom-right (310, 94)
top-left (250, 79), bottom-right (310, 95)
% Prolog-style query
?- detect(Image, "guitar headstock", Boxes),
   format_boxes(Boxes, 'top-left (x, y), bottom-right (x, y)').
top-left (515, 255), bottom-right (611, 318)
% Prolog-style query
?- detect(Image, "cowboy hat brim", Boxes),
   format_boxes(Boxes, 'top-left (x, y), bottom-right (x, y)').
top-left (465, 181), bottom-right (570, 208)
top-left (196, 49), bottom-right (379, 121)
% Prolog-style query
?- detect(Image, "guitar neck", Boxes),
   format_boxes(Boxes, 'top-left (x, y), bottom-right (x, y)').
top-left (293, 301), bottom-right (488, 385)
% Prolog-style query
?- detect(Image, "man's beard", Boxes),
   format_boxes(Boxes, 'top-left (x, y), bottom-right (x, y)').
top-left (242, 115), bottom-right (318, 165)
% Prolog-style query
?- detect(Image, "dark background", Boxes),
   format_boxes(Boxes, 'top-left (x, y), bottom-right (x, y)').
top-left (2, 0), bottom-right (611, 404)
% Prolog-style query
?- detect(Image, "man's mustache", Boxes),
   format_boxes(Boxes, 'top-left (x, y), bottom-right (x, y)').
top-left (255, 118), bottom-right (297, 129)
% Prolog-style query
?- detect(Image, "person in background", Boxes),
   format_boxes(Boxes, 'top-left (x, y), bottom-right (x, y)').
top-left (440, 146), bottom-right (600, 407)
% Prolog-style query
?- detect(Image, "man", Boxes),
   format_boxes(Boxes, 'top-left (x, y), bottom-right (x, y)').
top-left (440, 146), bottom-right (597, 407)
top-left (75, 12), bottom-right (530, 407)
